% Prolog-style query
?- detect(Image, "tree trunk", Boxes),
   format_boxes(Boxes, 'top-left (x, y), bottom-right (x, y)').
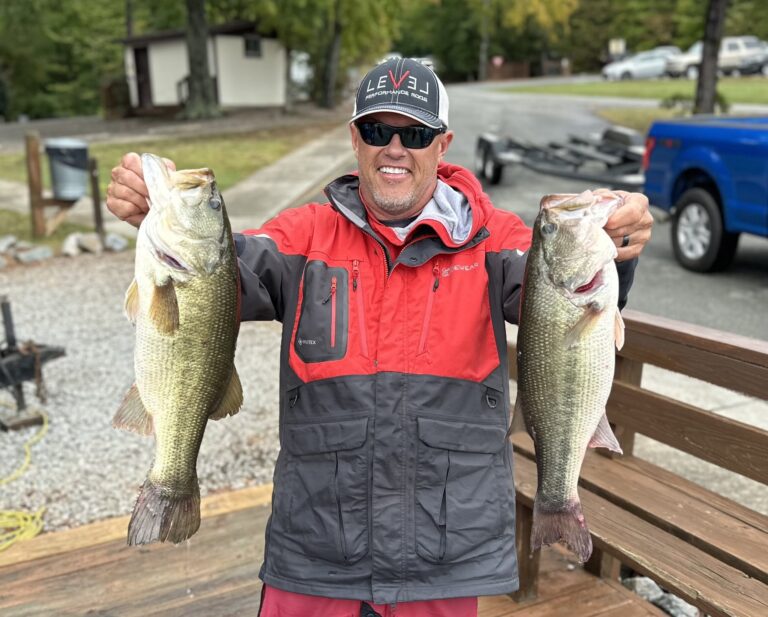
top-left (183, 0), bottom-right (219, 119)
top-left (284, 47), bottom-right (294, 114)
top-left (694, 0), bottom-right (729, 114)
top-left (322, 0), bottom-right (342, 109)
top-left (478, 0), bottom-right (490, 81)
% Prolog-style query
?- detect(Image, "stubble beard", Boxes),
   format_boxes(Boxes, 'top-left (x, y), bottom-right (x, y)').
top-left (370, 187), bottom-right (418, 217)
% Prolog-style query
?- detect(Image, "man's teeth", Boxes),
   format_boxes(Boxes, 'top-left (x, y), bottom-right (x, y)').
top-left (379, 166), bottom-right (408, 175)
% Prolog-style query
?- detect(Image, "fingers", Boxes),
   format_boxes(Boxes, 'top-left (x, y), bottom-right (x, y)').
top-left (106, 153), bottom-right (149, 228)
top-left (603, 191), bottom-right (653, 261)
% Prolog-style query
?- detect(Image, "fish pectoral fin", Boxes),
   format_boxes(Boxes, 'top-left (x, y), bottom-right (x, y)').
top-left (588, 413), bottom-right (623, 454)
top-left (614, 308), bottom-right (625, 351)
top-left (563, 305), bottom-right (603, 348)
top-left (124, 278), bottom-right (140, 324)
top-left (112, 384), bottom-right (153, 436)
top-left (149, 282), bottom-right (179, 334)
top-left (209, 366), bottom-right (243, 420)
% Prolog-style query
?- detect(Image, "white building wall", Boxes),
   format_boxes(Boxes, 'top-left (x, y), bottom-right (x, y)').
top-left (124, 48), bottom-right (138, 108)
top-left (147, 39), bottom-right (217, 105)
top-left (215, 36), bottom-right (286, 107)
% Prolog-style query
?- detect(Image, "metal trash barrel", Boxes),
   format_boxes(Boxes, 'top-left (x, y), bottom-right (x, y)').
top-left (45, 138), bottom-right (89, 201)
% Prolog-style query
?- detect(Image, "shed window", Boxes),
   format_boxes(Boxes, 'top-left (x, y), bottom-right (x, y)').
top-left (244, 34), bottom-right (262, 57)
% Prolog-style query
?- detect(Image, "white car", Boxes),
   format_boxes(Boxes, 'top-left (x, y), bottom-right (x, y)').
top-left (666, 36), bottom-right (766, 78)
top-left (602, 48), bottom-right (681, 80)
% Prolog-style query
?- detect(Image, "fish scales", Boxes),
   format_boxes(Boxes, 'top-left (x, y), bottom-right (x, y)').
top-left (515, 190), bottom-right (624, 563)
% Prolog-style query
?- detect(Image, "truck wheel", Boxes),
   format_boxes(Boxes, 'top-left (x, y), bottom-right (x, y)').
top-left (671, 188), bottom-right (739, 272)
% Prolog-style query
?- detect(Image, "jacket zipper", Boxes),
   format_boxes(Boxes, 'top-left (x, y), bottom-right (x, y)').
top-left (418, 262), bottom-right (440, 355)
top-left (352, 260), bottom-right (369, 358)
top-left (323, 276), bottom-right (338, 349)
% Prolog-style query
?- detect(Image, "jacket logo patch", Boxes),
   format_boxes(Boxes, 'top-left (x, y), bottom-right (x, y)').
top-left (441, 262), bottom-right (479, 278)
top-left (297, 338), bottom-right (317, 346)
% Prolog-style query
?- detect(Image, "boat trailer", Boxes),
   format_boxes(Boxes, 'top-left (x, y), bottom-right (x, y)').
top-left (474, 124), bottom-right (646, 191)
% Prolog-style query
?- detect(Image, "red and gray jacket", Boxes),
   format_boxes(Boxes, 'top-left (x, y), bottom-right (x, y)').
top-left (235, 163), bottom-right (636, 603)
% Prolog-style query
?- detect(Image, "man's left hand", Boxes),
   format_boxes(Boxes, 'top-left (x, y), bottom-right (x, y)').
top-left (601, 190), bottom-right (653, 261)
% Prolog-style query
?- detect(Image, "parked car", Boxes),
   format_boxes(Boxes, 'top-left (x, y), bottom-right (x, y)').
top-left (666, 36), bottom-right (765, 78)
top-left (602, 47), bottom-right (680, 80)
top-left (643, 116), bottom-right (768, 272)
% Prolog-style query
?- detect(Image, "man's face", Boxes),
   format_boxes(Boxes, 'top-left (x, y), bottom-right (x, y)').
top-left (350, 112), bottom-right (453, 221)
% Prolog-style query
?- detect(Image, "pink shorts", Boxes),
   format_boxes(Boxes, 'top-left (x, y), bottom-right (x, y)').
top-left (258, 584), bottom-right (478, 617)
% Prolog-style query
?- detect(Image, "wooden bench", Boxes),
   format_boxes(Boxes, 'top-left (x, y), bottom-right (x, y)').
top-left (509, 309), bottom-right (768, 617)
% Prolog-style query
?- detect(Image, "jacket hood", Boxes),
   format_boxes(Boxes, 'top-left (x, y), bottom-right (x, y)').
top-left (325, 162), bottom-right (492, 250)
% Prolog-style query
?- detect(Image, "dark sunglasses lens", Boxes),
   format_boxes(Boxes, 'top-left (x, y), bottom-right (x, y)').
top-left (358, 122), bottom-right (439, 149)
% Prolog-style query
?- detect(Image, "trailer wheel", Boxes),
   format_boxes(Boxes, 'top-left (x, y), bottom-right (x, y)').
top-left (483, 148), bottom-right (503, 184)
top-left (671, 188), bottom-right (739, 272)
top-left (474, 143), bottom-right (488, 180)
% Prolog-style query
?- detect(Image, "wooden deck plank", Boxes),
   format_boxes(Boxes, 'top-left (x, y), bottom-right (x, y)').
top-left (0, 486), bottom-right (662, 617)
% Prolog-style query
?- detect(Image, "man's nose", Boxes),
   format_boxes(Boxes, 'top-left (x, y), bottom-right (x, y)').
top-left (383, 132), bottom-right (407, 155)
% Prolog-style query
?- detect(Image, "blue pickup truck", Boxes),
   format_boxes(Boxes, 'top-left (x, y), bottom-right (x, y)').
top-left (643, 116), bottom-right (768, 272)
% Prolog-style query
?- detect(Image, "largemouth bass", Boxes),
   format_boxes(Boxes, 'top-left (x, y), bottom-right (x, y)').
top-left (113, 153), bottom-right (242, 545)
top-left (514, 190), bottom-right (625, 563)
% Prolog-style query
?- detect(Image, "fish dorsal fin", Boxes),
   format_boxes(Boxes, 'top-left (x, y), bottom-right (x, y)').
top-left (209, 367), bottom-right (244, 420)
top-left (588, 413), bottom-right (623, 454)
top-left (563, 304), bottom-right (602, 348)
top-left (150, 282), bottom-right (179, 334)
top-left (506, 393), bottom-right (528, 440)
top-left (615, 308), bottom-right (625, 351)
top-left (112, 384), bottom-right (153, 436)
top-left (124, 278), bottom-right (140, 324)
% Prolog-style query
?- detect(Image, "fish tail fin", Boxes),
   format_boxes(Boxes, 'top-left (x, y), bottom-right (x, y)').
top-left (531, 497), bottom-right (593, 563)
top-left (127, 477), bottom-right (201, 545)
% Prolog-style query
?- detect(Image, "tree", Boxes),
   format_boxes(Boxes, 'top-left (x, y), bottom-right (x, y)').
top-left (182, 0), bottom-right (219, 119)
top-left (695, 0), bottom-right (729, 114)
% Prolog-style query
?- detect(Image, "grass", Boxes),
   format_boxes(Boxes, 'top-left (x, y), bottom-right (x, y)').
top-left (0, 209), bottom-right (97, 254)
top-left (0, 122), bottom-right (342, 197)
top-left (594, 107), bottom-right (681, 134)
top-left (499, 76), bottom-right (768, 105)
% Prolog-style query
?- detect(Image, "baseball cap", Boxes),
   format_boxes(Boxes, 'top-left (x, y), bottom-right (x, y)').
top-left (351, 57), bottom-right (449, 129)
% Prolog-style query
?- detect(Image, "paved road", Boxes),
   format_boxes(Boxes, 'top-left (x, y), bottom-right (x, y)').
top-left (444, 82), bottom-right (768, 342)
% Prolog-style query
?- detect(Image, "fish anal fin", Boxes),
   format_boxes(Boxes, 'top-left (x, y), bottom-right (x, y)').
top-left (588, 413), bottom-right (623, 454)
top-left (209, 366), bottom-right (243, 420)
top-left (531, 497), bottom-right (593, 563)
top-left (149, 282), bottom-right (179, 334)
top-left (615, 308), bottom-right (625, 350)
top-left (124, 279), bottom-right (140, 324)
top-left (113, 384), bottom-right (153, 436)
top-left (564, 305), bottom-right (603, 348)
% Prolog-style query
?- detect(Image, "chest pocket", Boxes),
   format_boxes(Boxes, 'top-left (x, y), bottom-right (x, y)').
top-left (295, 261), bottom-right (349, 363)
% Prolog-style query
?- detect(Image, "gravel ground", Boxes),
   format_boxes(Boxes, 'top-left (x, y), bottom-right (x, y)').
top-left (0, 252), bottom-right (282, 532)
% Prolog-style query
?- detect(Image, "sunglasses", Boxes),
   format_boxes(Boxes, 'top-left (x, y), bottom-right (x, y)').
top-left (355, 121), bottom-right (445, 149)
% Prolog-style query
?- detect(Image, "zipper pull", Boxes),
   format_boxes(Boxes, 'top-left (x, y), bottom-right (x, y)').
top-left (352, 259), bottom-right (360, 291)
top-left (322, 277), bottom-right (338, 304)
top-left (432, 262), bottom-right (440, 291)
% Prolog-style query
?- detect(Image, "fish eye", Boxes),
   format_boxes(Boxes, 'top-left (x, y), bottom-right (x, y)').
top-left (209, 197), bottom-right (221, 211)
top-left (542, 222), bottom-right (558, 235)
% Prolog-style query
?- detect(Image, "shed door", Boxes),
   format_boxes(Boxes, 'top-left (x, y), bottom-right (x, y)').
top-left (134, 47), bottom-right (152, 108)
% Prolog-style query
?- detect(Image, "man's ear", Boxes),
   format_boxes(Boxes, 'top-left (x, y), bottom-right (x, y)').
top-left (438, 130), bottom-right (454, 159)
top-left (349, 123), bottom-right (359, 157)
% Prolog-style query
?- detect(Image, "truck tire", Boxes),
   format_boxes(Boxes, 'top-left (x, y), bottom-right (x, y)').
top-left (671, 188), bottom-right (739, 272)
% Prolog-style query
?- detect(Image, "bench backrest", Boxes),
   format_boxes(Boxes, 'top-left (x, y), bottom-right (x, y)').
top-left (508, 308), bottom-right (768, 484)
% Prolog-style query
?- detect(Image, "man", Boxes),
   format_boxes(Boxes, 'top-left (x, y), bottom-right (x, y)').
top-left (107, 57), bottom-right (652, 617)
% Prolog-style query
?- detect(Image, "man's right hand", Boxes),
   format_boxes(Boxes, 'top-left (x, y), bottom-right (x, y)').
top-left (106, 153), bottom-right (176, 228)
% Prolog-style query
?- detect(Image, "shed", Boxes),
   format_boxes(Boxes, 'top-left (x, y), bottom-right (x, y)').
top-left (121, 21), bottom-right (286, 111)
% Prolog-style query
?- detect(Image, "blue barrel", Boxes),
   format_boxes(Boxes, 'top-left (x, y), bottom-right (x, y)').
top-left (45, 138), bottom-right (89, 201)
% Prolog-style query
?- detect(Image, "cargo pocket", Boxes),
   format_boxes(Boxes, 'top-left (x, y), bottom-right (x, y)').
top-left (284, 417), bottom-right (369, 564)
top-left (415, 417), bottom-right (507, 564)
top-left (295, 261), bottom-right (349, 363)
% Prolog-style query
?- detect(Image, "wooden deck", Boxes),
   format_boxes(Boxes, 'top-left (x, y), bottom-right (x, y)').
top-left (0, 486), bottom-right (664, 617)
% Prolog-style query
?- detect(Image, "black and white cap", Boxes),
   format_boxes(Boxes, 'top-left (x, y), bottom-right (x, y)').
top-left (351, 57), bottom-right (449, 129)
